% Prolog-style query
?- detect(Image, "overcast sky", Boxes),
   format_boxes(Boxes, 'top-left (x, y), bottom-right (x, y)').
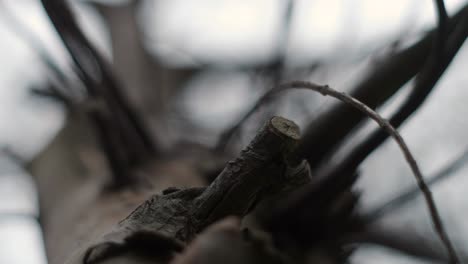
top-left (0, 1), bottom-right (467, 263)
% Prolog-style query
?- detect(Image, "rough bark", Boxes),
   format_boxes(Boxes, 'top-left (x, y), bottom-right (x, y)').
top-left (27, 1), bottom-right (467, 263)
top-left (31, 116), bottom-right (310, 264)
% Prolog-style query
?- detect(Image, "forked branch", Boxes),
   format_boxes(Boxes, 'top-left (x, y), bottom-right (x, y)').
top-left (80, 117), bottom-right (309, 263)
top-left (41, 0), bottom-right (157, 187)
top-left (295, 4), bottom-right (467, 167)
top-left (231, 80), bottom-right (459, 263)
top-left (323, 4), bottom-right (467, 187)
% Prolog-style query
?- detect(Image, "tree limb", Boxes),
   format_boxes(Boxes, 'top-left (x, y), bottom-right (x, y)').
top-left (295, 4), bottom-right (468, 168)
top-left (254, 81), bottom-right (459, 263)
top-left (319, 5), bottom-right (468, 188)
top-left (73, 116), bottom-right (308, 263)
top-left (41, 0), bottom-right (157, 186)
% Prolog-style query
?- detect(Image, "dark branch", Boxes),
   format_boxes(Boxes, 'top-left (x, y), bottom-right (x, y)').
top-left (434, 0), bottom-right (449, 58)
top-left (41, 0), bottom-right (158, 186)
top-left (319, 5), bottom-right (468, 191)
top-left (79, 117), bottom-right (308, 263)
top-left (295, 4), bottom-right (468, 168)
top-left (192, 117), bottom-right (303, 231)
top-left (251, 81), bottom-right (459, 263)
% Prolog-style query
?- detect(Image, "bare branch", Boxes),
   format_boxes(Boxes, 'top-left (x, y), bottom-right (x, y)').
top-left (30, 82), bottom-right (74, 107)
top-left (77, 117), bottom-right (307, 263)
top-left (214, 78), bottom-right (460, 261)
top-left (258, 80), bottom-right (459, 263)
top-left (218, 4), bottom-right (467, 160)
top-left (295, 4), bottom-right (468, 168)
top-left (318, 5), bottom-right (468, 187)
top-left (41, 0), bottom-right (158, 186)
top-left (193, 117), bottom-right (303, 231)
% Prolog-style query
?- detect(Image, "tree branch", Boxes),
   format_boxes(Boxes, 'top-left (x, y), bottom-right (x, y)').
top-left (76, 116), bottom-right (308, 263)
top-left (318, 5), bottom-right (468, 189)
top-left (295, 4), bottom-right (468, 168)
top-left (254, 81), bottom-right (459, 263)
top-left (41, 0), bottom-right (157, 186)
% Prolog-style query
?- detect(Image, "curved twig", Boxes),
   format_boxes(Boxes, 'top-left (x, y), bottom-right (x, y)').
top-left (295, 4), bottom-right (467, 167)
top-left (216, 4), bottom-right (467, 156)
top-left (318, 3), bottom-right (468, 194)
top-left (247, 80), bottom-right (459, 263)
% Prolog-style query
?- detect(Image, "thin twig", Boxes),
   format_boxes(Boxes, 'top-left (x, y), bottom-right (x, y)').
top-left (216, 5), bottom-right (467, 155)
top-left (318, 5), bottom-right (468, 189)
top-left (267, 80), bottom-right (459, 263)
top-left (295, 4), bottom-right (467, 168)
top-left (30, 82), bottom-right (74, 107)
top-left (365, 148), bottom-right (468, 222)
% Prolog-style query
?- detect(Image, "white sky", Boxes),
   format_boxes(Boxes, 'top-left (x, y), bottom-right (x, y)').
top-left (145, 0), bottom-right (466, 65)
top-left (0, 0), bottom-right (467, 263)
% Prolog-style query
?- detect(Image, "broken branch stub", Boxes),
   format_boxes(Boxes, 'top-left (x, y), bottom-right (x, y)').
top-left (191, 116), bottom-right (301, 229)
top-left (81, 116), bottom-right (310, 263)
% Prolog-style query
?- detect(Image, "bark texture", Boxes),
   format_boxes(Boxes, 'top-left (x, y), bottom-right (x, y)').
top-left (32, 116), bottom-right (310, 264)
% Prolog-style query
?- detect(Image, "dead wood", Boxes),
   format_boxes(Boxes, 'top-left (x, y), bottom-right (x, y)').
top-left (295, 4), bottom-right (468, 168)
top-left (56, 116), bottom-right (310, 264)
